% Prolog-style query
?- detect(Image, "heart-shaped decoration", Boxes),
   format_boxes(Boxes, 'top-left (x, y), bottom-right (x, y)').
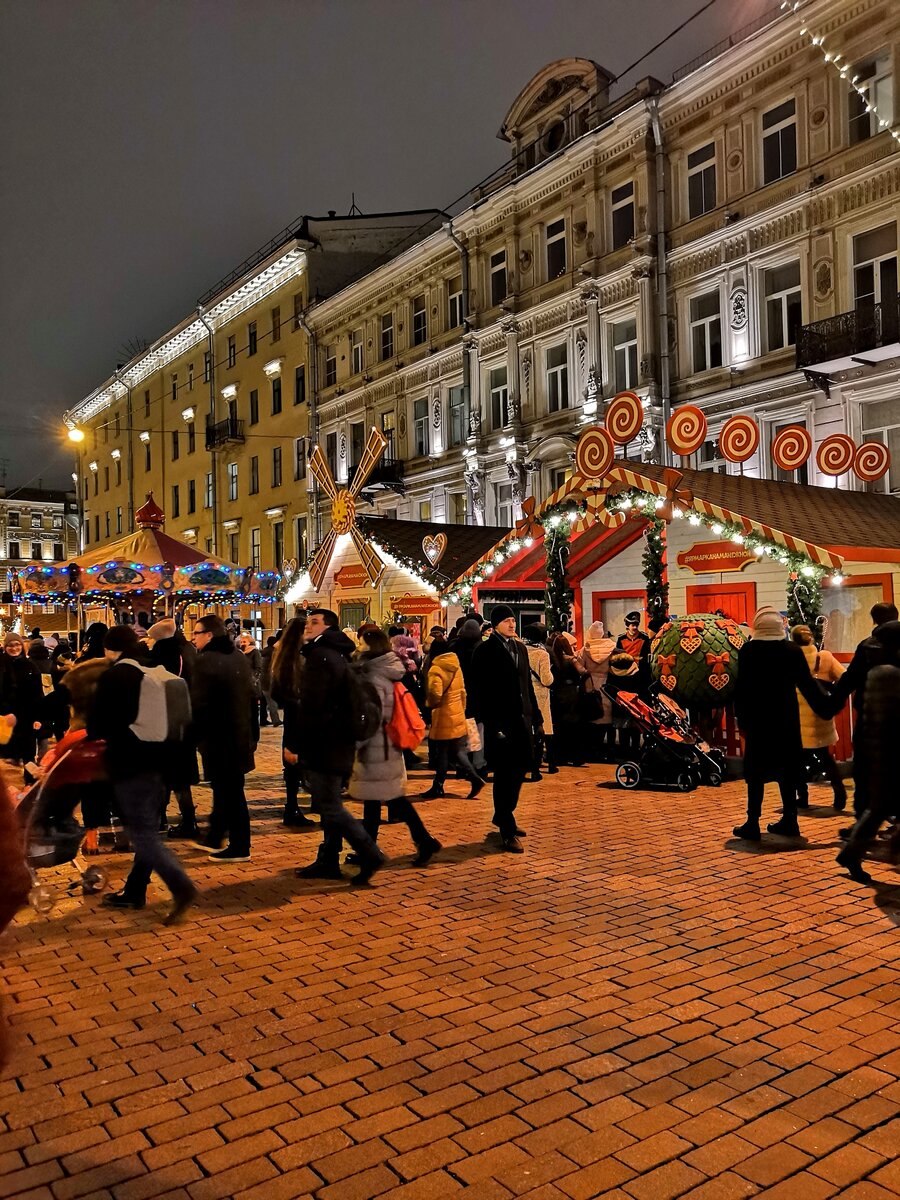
top-left (680, 635), bottom-right (701, 655)
top-left (422, 532), bottom-right (447, 567)
top-left (281, 558), bottom-right (298, 579)
top-left (708, 672), bottom-right (730, 691)
top-left (661, 674), bottom-right (677, 692)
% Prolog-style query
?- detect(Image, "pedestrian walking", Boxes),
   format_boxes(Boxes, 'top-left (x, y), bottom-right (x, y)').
top-left (190, 615), bottom-right (256, 862)
top-left (293, 609), bottom-right (386, 885)
top-left (790, 625), bottom-right (847, 811)
top-left (90, 626), bottom-right (197, 924)
top-left (26, 640), bottom-right (57, 759)
top-left (829, 601), bottom-right (899, 827)
top-left (837, 619), bottom-right (900, 883)
top-left (259, 635), bottom-right (282, 728)
top-left (522, 625), bottom-right (555, 779)
top-left (471, 605), bottom-right (539, 853)
top-left (270, 616), bottom-right (316, 827)
top-left (238, 633), bottom-right (263, 746)
top-left (732, 608), bottom-right (834, 841)
top-left (348, 628), bottom-right (440, 865)
top-left (76, 622), bottom-right (108, 661)
top-left (452, 617), bottom-right (487, 773)
top-left (581, 620), bottom-right (617, 760)
top-left (0, 632), bottom-right (43, 768)
top-left (549, 631), bottom-right (586, 767)
top-left (146, 619), bottom-right (200, 839)
top-left (421, 643), bottom-right (485, 799)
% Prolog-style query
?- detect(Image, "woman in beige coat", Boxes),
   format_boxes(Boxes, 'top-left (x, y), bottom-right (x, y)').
top-left (580, 620), bottom-right (617, 760)
top-left (421, 645), bottom-right (486, 799)
top-left (791, 625), bottom-right (847, 810)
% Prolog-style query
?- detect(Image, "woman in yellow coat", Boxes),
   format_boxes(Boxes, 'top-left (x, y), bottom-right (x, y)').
top-left (421, 645), bottom-right (486, 799)
top-left (791, 625), bottom-right (847, 810)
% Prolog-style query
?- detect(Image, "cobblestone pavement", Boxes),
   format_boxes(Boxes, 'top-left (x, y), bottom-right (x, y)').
top-left (2, 726), bottom-right (899, 1200)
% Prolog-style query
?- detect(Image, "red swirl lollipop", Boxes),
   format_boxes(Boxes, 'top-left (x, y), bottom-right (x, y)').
top-left (816, 434), bottom-right (856, 477)
top-left (666, 405), bottom-right (707, 457)
top-left (574, 426), bottom-right (615, 480)
top-left (772, 425), bottom-right (812, 472)
top-left (605, 391), bottom-right (644, 445)
top-left (719, 414), bottom-right (760, 463)
top-left (853, 440), bottom-right (891, 483)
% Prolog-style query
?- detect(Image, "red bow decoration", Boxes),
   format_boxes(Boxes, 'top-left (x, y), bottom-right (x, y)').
top-left (705, 652), bottom-right (729, 674)
top-left (657, 467), bottom-right (694, 523)
top-left (515, 497), bottom-right (543, 540)
top-left (715, 618), bottom-right (739, 635)
top-left (679, 620), bottom-right (704, 637)
top-left (657, 654), bottom-right (677, 671)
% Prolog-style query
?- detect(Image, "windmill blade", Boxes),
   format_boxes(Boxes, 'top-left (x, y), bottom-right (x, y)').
top-left (308, 444), bottom-right (338, 500)
top-left (350, 525), bottom-right (387, 586)
top-left (348, 426), bottom-right (388, 499)
top-left (307, 526), bottom-right (339, 591)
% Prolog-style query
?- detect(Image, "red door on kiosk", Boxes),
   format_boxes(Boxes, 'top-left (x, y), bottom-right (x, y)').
top-left (685, 582), bottom-right (756, 624)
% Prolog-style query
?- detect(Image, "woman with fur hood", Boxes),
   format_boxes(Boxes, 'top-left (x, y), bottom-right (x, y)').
top-left (421, 642), bottom-right (485, 800)
top-left (348, 628), bottom-right (441, 865)
top-left (580, 620), bottom-right (617, 760)
top-left (790, 625), bottom-right (847, 811)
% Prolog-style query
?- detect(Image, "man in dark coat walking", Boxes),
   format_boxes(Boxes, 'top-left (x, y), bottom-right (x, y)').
top-left (471, 605), bottom-right (539, 853)
top-left (190, 615), bottom-right (256, 862)
top-left (837, 619), bottom-right (900, 884)
top-left (292, 608), bottom-right (385, 885)
top-left (733, 608), bottom-right (834, 841)
top-left (828, 600), bottom-right (898, 826)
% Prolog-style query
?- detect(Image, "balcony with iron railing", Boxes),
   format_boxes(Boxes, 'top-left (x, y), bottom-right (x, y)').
top-left (796, 294), bottom-right (900, 371)
top-left (205, 416), bottom-right (246, 450)
top-left (348, 449), bottom-right (405, 495)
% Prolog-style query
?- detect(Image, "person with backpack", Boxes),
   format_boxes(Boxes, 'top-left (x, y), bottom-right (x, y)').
top-left (190, 615), bottom-right (256, 863)
top-left (421, 642), bottom-right (486, 800)
top-left (347, 628), bottom-right (439, 865)
top-left (292, 609), bottom-right (386, 885)
top-left (88, 625), bottom-right (197, 924)
top-left (146, 618), bottom-right (200, 840)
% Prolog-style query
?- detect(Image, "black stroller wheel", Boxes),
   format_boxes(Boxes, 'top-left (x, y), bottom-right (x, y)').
top-left (616, 762), bottom-right (641, 789)
top-left (676, 772), bottom-right (695, 792)
top-left (707, 772), bottom-right (723, 788)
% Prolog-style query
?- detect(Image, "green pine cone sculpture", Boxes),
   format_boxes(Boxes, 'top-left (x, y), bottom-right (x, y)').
top-left (650, 611), bottom-right (745, 706)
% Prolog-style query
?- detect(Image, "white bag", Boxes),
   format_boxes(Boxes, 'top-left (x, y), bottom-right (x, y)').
top-left (466, 717), bottom-right (482, 753)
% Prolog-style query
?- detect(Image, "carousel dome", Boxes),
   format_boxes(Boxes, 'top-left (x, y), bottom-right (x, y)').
top-left (135, 492), bottom-right (165, 529)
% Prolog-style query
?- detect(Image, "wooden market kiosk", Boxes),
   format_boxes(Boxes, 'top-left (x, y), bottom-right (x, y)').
top-left (448, 460), bottom-right (900, 759)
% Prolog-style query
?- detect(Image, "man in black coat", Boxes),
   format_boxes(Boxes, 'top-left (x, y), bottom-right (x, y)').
top-left (90, 625), bottom-right (197, 924)
top-left (828, 600), bottom-right (898, 824)
top-left (292, 608), bottom-right (385, 885)
top-left (190, 614), bottom-right (256, 862)
top-left (471, 605), bottom-right (539, 853)
top-left (837, 619), bottom-right (900, 884)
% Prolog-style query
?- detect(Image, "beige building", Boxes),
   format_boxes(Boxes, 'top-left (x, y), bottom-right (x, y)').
top-left (0, 487), bottom-right (79, 633)
top-left (63, 212), bottom-right (443, 630)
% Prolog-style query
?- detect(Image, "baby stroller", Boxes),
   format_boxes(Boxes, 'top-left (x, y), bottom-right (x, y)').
top-left (649, 693), bottom-right (726, 787)
top-left (602, 688), bottom-right (707, 792)
top-left (15, 740), bottom-right (109, 914)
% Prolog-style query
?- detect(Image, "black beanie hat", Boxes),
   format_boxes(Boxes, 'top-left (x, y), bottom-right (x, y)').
top-left (103, 625), bottom-right (144, 656)
top-left (490, 604), bottom-right (515, 627)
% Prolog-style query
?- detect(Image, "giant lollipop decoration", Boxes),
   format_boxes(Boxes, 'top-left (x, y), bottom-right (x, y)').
top-left (816, 434), bottom-right (856, 481)
top-left (772, 425), bottom-right (812, 473)
top-left (853, 440), bottom-right (891, 484)
top-left (719, 414), bottom-right (760, 474)
top-left (666, 405), bottom-right (707, 458)
top-left (605, 391), bottom-right (644, 450)
top-left (574, 425), bottom-right (615, 481)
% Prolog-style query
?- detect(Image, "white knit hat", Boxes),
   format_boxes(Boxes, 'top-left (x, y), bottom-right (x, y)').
top-left (751, 608), bottom-right (785, 641)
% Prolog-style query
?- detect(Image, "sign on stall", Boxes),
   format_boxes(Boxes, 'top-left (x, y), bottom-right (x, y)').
top-left (675, 540), bottom-right (755, 574)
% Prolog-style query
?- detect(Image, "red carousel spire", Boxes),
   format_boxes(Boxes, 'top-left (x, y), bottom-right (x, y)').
top-left (135, 492), bottom-right (165, 529)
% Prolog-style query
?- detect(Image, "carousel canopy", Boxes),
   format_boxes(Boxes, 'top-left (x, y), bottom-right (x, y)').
top-left (16, 494), bottom-right (282, 603)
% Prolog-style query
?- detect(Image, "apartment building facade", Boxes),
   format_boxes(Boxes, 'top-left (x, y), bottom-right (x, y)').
top-left (307, 0), bottom-right (898, 545)
top-left (0, 487), bottom-right (79, 631)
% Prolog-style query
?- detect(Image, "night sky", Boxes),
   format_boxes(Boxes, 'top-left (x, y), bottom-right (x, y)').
top-left (0, 0), bottom-right (772, 491)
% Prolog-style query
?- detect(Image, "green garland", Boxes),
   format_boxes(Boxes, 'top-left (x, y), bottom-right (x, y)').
top-left (642, 517), bottom-right (669, 623)
top-left (544, 518), bottom-right (573, 632)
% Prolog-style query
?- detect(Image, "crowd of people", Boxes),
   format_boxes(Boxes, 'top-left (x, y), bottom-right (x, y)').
top-left (0, 595), bottom-right (897, 925)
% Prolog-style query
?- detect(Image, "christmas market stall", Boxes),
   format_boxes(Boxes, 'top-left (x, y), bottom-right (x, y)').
top-left (283, 426), bottom-right (508, 631)
top-left (15, 494), bottom-right (281, 634)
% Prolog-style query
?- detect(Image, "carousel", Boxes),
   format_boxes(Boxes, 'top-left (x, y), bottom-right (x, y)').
top-left (14, 494), bottom-right (282, 636)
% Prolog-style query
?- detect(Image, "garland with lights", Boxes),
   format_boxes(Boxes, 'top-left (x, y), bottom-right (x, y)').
top-left (544, 517), bottom-right (574, 632)
top-left (643, 517), bottom-right (669, 624)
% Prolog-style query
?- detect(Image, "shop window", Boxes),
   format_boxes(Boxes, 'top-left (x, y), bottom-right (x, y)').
top-left (849, 53), bottom-right (893, 144)
top-left (763, 261), bottom-right (802, 351)
top-left (689, 291), bottom-right (723, 373)
top-left (546, 344), bottom-right (569, 413)
top-left (611, 182), bottom-right (635, 249)
top-left (687, 143), bottom-right (716, 218)
top-left (762, 98), bottom-right (797, 184)
top-left (612, 319), bottom-right (638, 391)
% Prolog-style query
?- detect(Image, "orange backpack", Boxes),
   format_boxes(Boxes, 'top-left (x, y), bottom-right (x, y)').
top-left (385, 682), bottom-right (426, 750)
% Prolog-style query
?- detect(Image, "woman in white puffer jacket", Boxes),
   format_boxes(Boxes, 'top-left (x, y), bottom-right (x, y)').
top-left (580, 620), bottom-right (617, 760)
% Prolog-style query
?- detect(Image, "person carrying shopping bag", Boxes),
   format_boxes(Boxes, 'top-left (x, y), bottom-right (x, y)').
top-left (421, 644), bottom-right (486, 799)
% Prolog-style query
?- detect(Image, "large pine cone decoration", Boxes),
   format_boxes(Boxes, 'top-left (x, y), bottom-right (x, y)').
top-left (650, 612), bottom-right (745, 706)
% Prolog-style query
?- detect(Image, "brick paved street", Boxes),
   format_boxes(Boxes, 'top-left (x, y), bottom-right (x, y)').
top-left (2, 727), bottom-right (899, 1200)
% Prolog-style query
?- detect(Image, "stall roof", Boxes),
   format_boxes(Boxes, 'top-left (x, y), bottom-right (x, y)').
top-left (357, 516), bottom-right (511, 588)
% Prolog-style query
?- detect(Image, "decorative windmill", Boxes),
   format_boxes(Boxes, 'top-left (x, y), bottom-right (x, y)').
top-left (307, 426), bottom-right (389, 590)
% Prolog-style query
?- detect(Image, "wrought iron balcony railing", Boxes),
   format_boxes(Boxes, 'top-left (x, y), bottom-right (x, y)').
top-left (348, 452), bottom-right (405, 495)
top-left (205, 416), bottom-right (245, 450)
top-left (796, 294), bottom-right (900, 369)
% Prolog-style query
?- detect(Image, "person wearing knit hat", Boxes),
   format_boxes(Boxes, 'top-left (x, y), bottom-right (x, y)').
top-left (451, 617), bottom-right (489, 773)
top-left (732, 607), bottom-right (835, 843)
top-left (471, 605), bottom-right (540, 852)
top-left (147, 618), bottom-right (176, 643)
top-left (1, 630), bottom-right (44, 769)
top-left (90, 627), bottom-right (197, 924)
top-left (522, 625), bottom-right (555, 779)
top-left (581, 620), bottom-right (617, 761)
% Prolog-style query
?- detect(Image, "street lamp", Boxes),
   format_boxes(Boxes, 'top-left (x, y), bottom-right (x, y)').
top-left (67, 426), bottom-right (85, 443)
